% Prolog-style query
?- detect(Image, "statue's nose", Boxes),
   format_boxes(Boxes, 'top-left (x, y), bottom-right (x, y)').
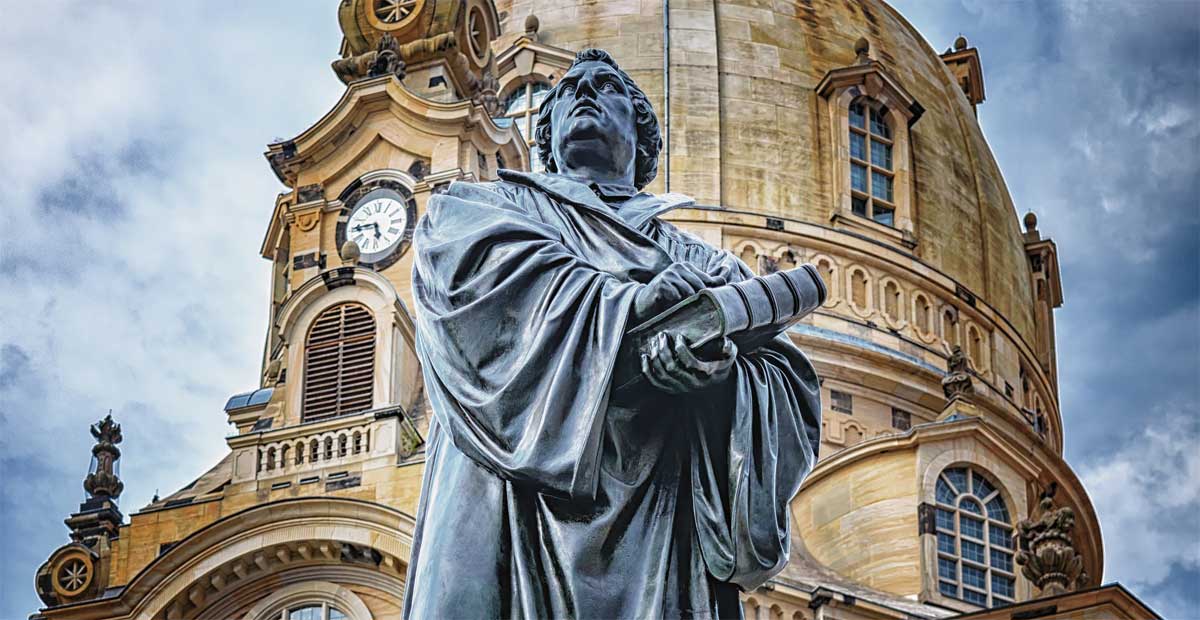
top-left (575, 76), bottom-right (599, 99)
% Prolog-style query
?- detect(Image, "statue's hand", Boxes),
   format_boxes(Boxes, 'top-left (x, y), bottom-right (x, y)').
top-left (632, 262), bottom-right (723, 324)
top-left (641, 332), bottom-right (737, 394)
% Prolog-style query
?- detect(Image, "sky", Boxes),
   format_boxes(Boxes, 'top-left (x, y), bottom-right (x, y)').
top-left (0, 1), bottom-right (1196, 618)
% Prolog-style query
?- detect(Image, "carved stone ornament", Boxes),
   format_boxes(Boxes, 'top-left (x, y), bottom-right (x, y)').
top-left (368, 32), bottom-right (408, 80)
top-left (84, 414), bottom-right (123, 499)
top-left (1015, 489), bottom-right (1089, 596)
top-left (35, 544), bottom-right (103, 606)
top-left (941, 345), bottom-right (975, 401)
top-left (296, 211), bottom-right (321, 232)
top-left (332, 31), bottom-right (408, 83)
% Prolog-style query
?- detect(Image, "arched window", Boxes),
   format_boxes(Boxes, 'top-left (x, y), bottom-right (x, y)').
top-left (281, 604), bottom-right (348, 620)
top-left (934, 466), bottom-right (1016, 607)
top-left (303, 303), bottom-right (376, 422)
top-left (494, 81), bottom-right (551, 171)
top-left (848, 98), bottom-right (895, 227)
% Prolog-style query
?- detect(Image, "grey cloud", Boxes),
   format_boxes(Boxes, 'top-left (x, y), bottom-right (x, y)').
top-left (1, 1), bottom-right (1195, 616)
top-left (894, 0), bottom-right (1200, 610)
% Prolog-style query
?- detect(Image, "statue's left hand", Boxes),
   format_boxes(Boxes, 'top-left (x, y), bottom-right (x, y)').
top-left (641, 332), bottom-right (737, 394)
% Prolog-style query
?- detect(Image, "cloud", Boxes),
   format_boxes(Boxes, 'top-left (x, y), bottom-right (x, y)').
top-left (892, 0), bottom-right (1199, 613)
top-left (0, 2), bottom-right (340, 614)
top-left (1079, 409), bottom-right (1200, 618)
top-left (1, 0), bottom-right (1195, 617)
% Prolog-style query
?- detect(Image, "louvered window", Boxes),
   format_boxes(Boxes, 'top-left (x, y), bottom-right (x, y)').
top-left (303, 303), bottom-right (375, 421)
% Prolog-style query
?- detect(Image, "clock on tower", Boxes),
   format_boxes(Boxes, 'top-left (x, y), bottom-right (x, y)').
top-left (334, 177), bottom-right (417, 270)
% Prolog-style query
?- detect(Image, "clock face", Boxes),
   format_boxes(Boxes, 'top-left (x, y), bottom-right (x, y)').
top-left (347, 191), bottom-right (408, 262)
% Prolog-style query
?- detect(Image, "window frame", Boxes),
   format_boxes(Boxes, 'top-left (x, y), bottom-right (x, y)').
top-left (817, 62), bottom-right (923, 250)
top-left (494, 80), bottom-right (551, 172)
top-left (281, 604), bottom-right (349, 620)
top-left (244, 580), bottom-right (373, 620)
top-left (849, 98), bottom-right (898, 227)
top-left (302, 302), bottom-right (377, 422)
top-left (830, 389), bottom-right (854, 415)
top-left (932, 466), bottom-right (1017, 609)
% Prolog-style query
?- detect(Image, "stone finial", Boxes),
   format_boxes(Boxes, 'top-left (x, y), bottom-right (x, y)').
top-left (1015, 488), bottom-right (1088, 596)
top-left (854, 37), bottom-right (871, 64)
top-left (954, 35), bottom-right (969, 51)
top-left (340, 240), bottom-right (362, 266)
top-left (524, 14), bottom-right (540, 39)
top-left (1024, 210), bottom-right (1038, 233)
top-left (941, 345), bottom-right (975, 401)
top-left (84, 414), bottom-right (123, 500)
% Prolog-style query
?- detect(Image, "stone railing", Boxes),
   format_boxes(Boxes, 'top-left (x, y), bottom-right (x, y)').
top-left (257, 420), bottom-right (374, 475)
top-left (228, 407), bottom-right (421, 483)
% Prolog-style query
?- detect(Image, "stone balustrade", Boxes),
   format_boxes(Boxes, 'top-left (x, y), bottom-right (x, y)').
top-left (228, 409), bottom-right (413, 483)
top-left (257, 420), bottom-right (374, 475)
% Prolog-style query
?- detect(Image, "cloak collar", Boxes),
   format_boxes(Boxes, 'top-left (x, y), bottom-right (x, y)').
top-left (498, 169), bottom-right (695, 230)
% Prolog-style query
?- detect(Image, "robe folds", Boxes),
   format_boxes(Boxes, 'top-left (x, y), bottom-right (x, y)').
top-left (403, 170), bottom-right (821, 620)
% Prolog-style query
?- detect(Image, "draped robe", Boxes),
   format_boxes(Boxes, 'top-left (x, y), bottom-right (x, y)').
top-left (403, 170), bottom-right (821, 619)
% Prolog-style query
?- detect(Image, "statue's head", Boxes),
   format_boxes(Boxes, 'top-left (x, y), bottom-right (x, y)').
top-left (534, 49), bottom-right (661, 189)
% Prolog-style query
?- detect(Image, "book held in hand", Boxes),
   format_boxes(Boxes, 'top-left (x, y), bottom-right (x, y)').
top-left (614, 264), bottom-right (827, 391)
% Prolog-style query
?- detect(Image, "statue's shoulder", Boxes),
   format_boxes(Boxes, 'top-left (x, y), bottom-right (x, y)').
top-left (645, 211), bottom-right (712, 251)
top-left (433, 176), bottom-right (542, 213)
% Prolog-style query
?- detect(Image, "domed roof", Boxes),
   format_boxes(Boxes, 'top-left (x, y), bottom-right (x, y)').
top-left (497, 0), bottom-right (1036, 342)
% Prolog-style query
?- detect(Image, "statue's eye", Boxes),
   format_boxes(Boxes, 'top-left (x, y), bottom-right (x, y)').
top-left (601, 81), bottom-right (618, 92)
top-left (561, 83), bottom-right (575, 95)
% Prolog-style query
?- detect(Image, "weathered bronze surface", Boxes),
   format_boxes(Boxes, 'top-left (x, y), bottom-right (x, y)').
top-left (404, 48), bottom-right (823, 619)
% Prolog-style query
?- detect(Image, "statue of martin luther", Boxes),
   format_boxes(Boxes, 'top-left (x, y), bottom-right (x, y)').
top-left (404, 48), bottom-right (822, 619)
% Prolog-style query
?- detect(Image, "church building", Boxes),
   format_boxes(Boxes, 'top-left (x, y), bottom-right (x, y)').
top-left (33, 1), bottom-right (1159, 618)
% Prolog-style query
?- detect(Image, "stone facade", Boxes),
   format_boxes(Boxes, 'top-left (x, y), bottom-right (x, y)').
top-left (32, 2), bottom-right (1158, 620)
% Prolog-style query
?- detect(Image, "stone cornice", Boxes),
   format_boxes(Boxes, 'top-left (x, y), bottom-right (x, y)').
top-left (817, 61), bottom-right (925, 126)
top-left (264, 75), bottom-right (527, 187)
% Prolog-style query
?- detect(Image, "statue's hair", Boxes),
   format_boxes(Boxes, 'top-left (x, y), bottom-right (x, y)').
top-left (533, 48), bottom-right (662, 189)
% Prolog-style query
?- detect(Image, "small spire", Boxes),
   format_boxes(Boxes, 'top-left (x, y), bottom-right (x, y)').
top-left (954, 34), bottom-right (968, 51)
top-left (524, 14), bottom-right (540, 40)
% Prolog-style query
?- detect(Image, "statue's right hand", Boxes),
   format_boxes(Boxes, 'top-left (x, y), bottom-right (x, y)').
top-left (632, 262), bottom-right (723, 324)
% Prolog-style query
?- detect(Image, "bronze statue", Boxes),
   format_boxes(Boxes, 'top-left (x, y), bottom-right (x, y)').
top-left (404, 48), bottom-right (823, 619)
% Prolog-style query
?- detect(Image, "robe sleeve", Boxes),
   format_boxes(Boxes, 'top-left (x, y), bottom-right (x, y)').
top-left (412, 181), bottom-right (640, 503)
top-left (687, 252), bottom-right (823, 591)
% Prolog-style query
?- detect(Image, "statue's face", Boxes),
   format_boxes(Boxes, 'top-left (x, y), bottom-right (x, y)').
top-left (549, 60), bottom-right (637, 180)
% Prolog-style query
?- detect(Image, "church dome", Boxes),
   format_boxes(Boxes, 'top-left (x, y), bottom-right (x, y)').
top-left (495, 0), bottom-right (1036, 347)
